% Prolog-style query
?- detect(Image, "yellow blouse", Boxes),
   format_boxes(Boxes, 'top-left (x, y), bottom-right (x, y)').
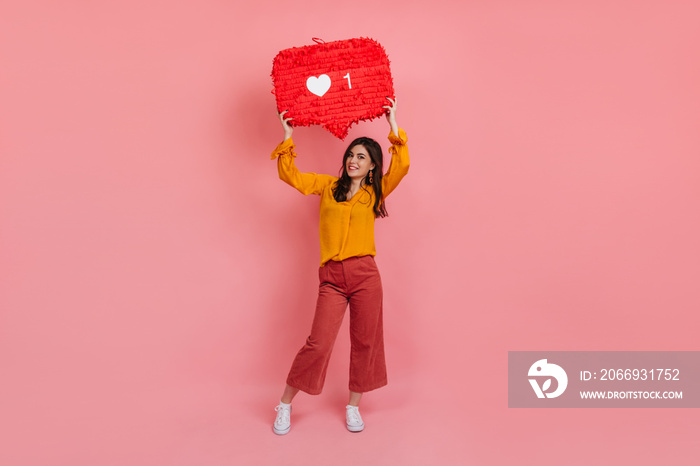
top-left (271, 129), bottom-right (409, 266)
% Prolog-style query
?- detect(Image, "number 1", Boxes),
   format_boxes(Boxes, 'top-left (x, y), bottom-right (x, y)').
top-left (344, 73), bottom-right (351, 89)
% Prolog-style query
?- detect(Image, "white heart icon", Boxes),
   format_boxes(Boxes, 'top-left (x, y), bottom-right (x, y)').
top-left (306, 74), bottom-right (331, 97)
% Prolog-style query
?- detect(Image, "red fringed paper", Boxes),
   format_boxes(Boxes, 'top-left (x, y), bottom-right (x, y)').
top-left (271, 37), bottom-right (394, 140)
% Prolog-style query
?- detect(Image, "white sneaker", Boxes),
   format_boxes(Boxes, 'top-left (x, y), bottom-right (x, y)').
top-left (273, 403), bottom-right (291, 435)
top-left (346, 405), bottom-right (364, 432)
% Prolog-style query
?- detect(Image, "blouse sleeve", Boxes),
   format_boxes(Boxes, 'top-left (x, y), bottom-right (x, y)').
top-left (381, 128), bottom-right (410, 198)
top-left (271, 138), bottom-right (335, 196)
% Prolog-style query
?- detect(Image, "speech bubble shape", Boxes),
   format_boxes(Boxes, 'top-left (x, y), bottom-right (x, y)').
top-left (271, 37), bottom-right (395, 140)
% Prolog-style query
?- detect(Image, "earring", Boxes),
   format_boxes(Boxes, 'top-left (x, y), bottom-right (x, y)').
top-left (368, 170), bottom-right (373, 184)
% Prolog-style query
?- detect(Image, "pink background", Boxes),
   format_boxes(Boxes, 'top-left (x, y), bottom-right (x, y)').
top-left (1, 1), bottom-right (698, 465)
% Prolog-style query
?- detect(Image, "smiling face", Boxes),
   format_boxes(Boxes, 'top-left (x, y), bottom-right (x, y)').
top-left (345, 144), bottom-right (375, 182)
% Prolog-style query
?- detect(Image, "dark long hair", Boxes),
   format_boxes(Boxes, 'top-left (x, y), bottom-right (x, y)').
top-left (332, 137), bottom-right (388, 218)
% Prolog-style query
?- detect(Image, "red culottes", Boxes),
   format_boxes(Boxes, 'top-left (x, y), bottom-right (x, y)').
top-left (286, 255), bottom-right (387, 395)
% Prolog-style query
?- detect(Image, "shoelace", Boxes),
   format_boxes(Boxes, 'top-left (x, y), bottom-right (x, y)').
top-left (275, 405), bottom-right (290, 425)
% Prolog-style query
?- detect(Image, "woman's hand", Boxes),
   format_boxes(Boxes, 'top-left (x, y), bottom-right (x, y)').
top-left (383, 97), bottom-right (399, 136)
top-left (278, 110), bottom-right (294, 141)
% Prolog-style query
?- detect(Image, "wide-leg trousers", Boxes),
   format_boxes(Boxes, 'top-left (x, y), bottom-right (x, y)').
top-left (286, 255), bottom-right (387, 395)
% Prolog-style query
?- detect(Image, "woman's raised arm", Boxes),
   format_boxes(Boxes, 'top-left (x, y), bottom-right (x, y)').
top-left (271, 110), bottom-right (334, 196)
top-left (278, 110), bottom-right (294, 142)
top-left (383, 97), bottom-right (399, 136)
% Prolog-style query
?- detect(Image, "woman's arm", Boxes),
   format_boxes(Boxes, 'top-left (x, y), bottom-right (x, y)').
top-left (383, 97), bottom-right (399, 137)
top-left (279, 110), bottom-right (294, 142)
top-left (381, 98), bottom-right (410, 197)
top-left (272, 110), bottom-right (334, 195)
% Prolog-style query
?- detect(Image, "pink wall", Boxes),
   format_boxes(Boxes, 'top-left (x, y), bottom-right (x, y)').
top-left (1, 1), bottom-right (698, 465)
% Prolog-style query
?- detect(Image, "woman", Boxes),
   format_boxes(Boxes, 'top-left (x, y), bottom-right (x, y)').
top-left (271, 97), bottom-right (409, 434)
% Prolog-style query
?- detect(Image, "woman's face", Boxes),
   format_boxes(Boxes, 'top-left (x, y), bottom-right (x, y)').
top-left (345, 144), bottom-right (375, 181)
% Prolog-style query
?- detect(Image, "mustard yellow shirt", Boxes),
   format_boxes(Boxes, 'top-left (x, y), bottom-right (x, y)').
top-left (271, 129), bottom-right (409, 266)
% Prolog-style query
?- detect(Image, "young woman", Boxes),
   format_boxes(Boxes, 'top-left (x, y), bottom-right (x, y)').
top-left (271, 97), bottom-right (409, 434)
